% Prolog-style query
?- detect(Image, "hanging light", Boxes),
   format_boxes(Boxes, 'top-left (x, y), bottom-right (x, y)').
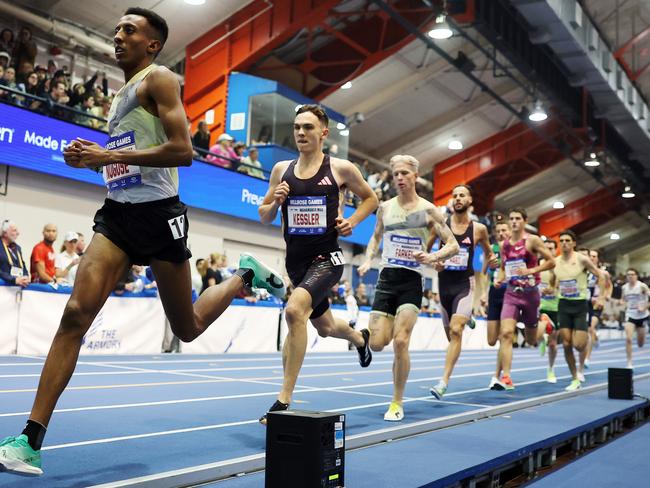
top-left (529, 100), bottom-right (548, 122)
top-left (609, 233), bottom-right (620, 240)
top-left (621, 186), bottom-right (635, 198)
top-left (336, 122), bottom-right (346, 130)
top-left (553, 201), bottom-right (564, 209)
top-left (339, 129), bottom-right (350, 137)
top-left (184, 0), bottom-right (206, 4)
top-left (584, 152), bottom-right (600, 167)
top-left (448, 139), bottom-right (463, 150)
top-left (428, 14), bottom-right (453, 40)
top-left (341, 81), bottom-right (352, 90)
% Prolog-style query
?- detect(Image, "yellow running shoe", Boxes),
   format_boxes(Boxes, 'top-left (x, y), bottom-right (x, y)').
top-left (383, 402), bottom-right (404, 422)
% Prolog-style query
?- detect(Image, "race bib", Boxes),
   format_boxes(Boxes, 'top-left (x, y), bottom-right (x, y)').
top-left (103, 131), bottom-right (142, 190)
top-left (384, 234), bottom-right (422, 268)
top-left (559, 279), bottom-right (579, 298)
top-left (505, 259), bottom-right (527, 279)
top-left (626, 294), bottom-right (641, 312)
top-left (287, 196), bottom-right (327, 235)
top-left (539, 282), bottom-right (556, 300)
top-left (443, 246), bottom-right (469, 271)
top-left (10, 266), bottom-right (23, 278)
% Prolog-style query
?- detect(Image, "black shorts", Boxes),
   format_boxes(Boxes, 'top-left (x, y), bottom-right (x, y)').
top-left (558, 299), bottom-right (588, 332)
top-left (439, 277), bottom-right (474, 328)
top-left (588, 303), bottom-right (603, 324)
top-left (371, 267), bottom-right (422, 317)
top-left (627, 317), bottom-right (649, 328)
top-left (286, 250), bottom-right (344, 319)
top-left (487, 285), bottom-right (506, 321)
top-left (93, 196), bottom-right (191, 265)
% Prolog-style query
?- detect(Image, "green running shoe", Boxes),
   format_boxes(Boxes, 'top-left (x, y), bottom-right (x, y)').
top-left (0, 434), bottom-right (42, 476)
top-left (238, 253), bottom-right (286, 299)
top-left (565, 379), bottom-right (581, 392)
top-left (467, 317), bottom-right (476, 330)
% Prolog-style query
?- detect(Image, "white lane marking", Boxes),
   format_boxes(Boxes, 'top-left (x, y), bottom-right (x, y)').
top-left (38, 364), bottom-right (650, 451)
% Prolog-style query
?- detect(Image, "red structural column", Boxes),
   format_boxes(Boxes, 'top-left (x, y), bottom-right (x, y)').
top-left (537, 183), bottom-right (628, 242)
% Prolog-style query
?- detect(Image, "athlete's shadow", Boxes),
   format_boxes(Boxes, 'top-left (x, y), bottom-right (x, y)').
top-left (231, 430), bottom-right (266, 450)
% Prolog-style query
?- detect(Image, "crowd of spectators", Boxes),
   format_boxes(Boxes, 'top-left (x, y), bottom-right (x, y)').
top-left (0, 26), bottom-right (112, 129)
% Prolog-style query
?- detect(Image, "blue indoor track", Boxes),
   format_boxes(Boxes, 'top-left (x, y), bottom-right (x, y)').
top-left (0, 340), bottom-right (648, 487)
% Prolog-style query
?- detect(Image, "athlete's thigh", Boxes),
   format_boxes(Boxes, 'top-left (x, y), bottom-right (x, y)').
top-left (369, 313), bottom-right (394, 347)
top-left (310, 307), bottom-right (336, 335)
top-left (487, 320), bottom-right (500, 344)
top-left (69, 233), bottom-right (130, 314)
top-left (499, 318), bottom-right (517, 337)
top-left (624, 322), bottom-right (636, 340)
top-left (392, 308), bottom-right (419, 341)
top-left (572, 329), bottom-right (588, 349)
top-left (559, 327), bottom-right (573, 345)
top-left (149, 258), bottom-right (195, 328)
top-left (637, 324), bottom-right (646, 347)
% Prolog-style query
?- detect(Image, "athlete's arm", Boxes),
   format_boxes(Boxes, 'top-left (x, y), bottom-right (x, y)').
top-left (414, 206), bottom-right (458, 265)
top-left (357, 203), bottom-right (384, 276)
top-left (521, 236), bottom-right (555, 275)
top-left (493, 241), bottom-right (505, 288)
top-left (580, 253), bottom-right (606, 306)
top-left (76, 68), bottom-right (193, 168)
top-left (477, 223), bottom-right (498, 269)
top-left (259, 162), bottom-right (290, 225)
top-left (602, 270), bottom-right (613, 299)
top-left (333, 160), bottom-right (378, 236)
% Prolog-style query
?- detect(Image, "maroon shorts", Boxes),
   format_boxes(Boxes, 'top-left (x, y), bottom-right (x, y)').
top-left (500, 288), bottom-right (540, 327)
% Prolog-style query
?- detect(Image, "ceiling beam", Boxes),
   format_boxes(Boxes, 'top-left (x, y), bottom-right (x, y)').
top-left (372, 80), bottom-right (519, 158)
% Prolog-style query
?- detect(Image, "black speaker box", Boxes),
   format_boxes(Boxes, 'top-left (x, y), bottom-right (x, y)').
top-left (608, 367), bottom-right (633, 400)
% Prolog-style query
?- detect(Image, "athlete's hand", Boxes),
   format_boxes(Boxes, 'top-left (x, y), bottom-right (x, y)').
top-left (513, 268), bottom-right (531, 277)
top-left (15, 276), bottom-right (30, 287)
top-left (493, 277), bottom-right (503, 288)
top-left (433, 262), bottom-right (444, 273)
top-left (274, 181), bottom-right (290, 206)
top-left (63, 140), bottom-right (84, 168)
top-left (77, 138), bottom-right (110, 167)
top-left (542, 287), bottom-right (554, 296)
top-left (336, 217), bottom-right (353, 236)
top-left (357, 260), bottom-right (372, 277)
top-left (487, 253), bottom-right (499, 270)
top-left (414, 251), bottom-right (439, 266)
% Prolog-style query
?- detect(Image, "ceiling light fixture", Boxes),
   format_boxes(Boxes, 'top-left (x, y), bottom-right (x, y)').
top-left (584, 152), bottom-right (600, 167)
top-left (341, 81), bottom-right (352, 90)
top-left (553, 201), bottom-right (564, 209)
top-left (339, 129), bottom-right (350, 137)
top-left (529, 100), bottom-right (548, 122)
top-left (621, 186), bottom-right (635, 198)
top-left (428, 14), bottom-right (453, 40)
top-left (609, 232), bottom-right (620, 240)
top-left (336, 122), bottom-right (346, 130)
top-left (448, 139), bottom-right (463, 150)
top-left (184, 0), bottom-right (206, 5)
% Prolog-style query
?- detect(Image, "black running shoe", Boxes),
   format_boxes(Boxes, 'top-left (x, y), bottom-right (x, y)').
top-left (259, 399), bottom-right (289, 425)
top-left (357, 328), bottom-right (372, 368)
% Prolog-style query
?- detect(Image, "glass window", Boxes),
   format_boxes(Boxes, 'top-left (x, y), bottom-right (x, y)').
top-left (248, 92), bottom-right (348, 159)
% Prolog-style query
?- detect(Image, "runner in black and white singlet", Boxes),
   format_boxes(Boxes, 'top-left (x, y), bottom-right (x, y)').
top-left (358, 155), bottom-right (458, 421)
top-left (582, 249), bottom-right (612, 370)
top-left (620, 268), bottom-right (649, 369)
top-left (0, 9), bottom-right (285, 477)
top-left (258, 104), bottom-right (378, 424)
top-left (426, 184), bottom-right (497, 399)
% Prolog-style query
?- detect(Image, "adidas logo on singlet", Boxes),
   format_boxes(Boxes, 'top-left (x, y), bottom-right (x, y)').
top-left (317, 176), bottom-right (333, 186)
top-left (461, 237), bottom-right (472, 244)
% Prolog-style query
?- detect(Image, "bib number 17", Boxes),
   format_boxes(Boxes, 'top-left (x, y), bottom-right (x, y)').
top-left (168, 215), bottom-right (186, 240)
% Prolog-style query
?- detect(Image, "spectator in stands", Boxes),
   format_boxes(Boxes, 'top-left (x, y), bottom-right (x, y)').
top-left (218, 254), bottom-right (235, 279)
top-left (74, 92), bottom-right (100, 128)
top-left (12, 27), bottom-right (36, 76)
top-left (355, 282), bottom-right (370, 306)
top-left (192, 121), bottom-right (210, 151)
top-left (0, 28), bottom-right (14, 55)
top-left (201, 252), bottom-right (223, 294)
top-left (359, 160), bottom-right (370, 179)
top-left (30, 223), bottom-right (57, 284)
top-left (2, 66), bottom-right (16, 89)
top-left (238, 146), bottom-right (265, 179)
top-left (46, 80), bottom-right (71, 120)
top-left (0, 51), bottom-right (9, 69)
top-left (75, 232), bottom-right (86, 256)
top-left (329, 283), bottom-right (346, 305)
top-left (55, 231), bottom-right (80, 287)
top-left (0, 220), bottom-right (29, 287)
top-left (206, 133), bottom-right (238, 168)
top-left (421, 289), bottom-right (438, 316)
top-left (367, 169), bottom-right (381, 190)
top-left (192, 258), bottom-right (207, 295)
top-left (16, 71), bottom-right (40, 110)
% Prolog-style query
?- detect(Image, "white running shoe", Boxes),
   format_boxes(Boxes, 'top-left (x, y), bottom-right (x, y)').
top-left (627, 361), bottom-right (633, 369)
top-left (577, 372), bottom-right (586, 383)
top-left (383, 402), bottom-right (404, 422)
top-left (430, 380), bottom-right (447, 399)
top-left (489, 376), bottom-right (506, 390)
